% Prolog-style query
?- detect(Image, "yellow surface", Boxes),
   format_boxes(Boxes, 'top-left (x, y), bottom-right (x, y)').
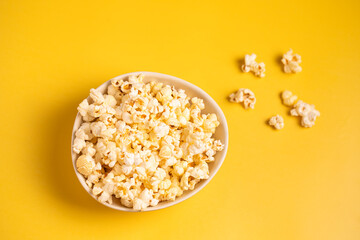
top-left (0, 0), bottom-right (359, 239)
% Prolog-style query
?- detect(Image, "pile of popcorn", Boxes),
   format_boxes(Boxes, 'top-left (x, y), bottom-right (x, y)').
top-left (72, 74), bottom-right (224, 210)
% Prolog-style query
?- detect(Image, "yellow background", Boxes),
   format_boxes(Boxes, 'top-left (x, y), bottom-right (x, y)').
top-left (0, 0), bottom-right (359, 239)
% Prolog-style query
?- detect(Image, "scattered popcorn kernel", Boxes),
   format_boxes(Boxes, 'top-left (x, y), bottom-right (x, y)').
top-left (73, 74), bottom-right (225, 210)
top-left (241, 54), bottom-right (256, 73)
top-left (281, 49), bottom-right (302, 73)
top-left (241, 54), bottom-right (265, 78)
top-left (281, 90), bottom-right (298, 106)
top-left (290, 100), bottom-right (320, 128)
top-left (229, 88), bottom-right (256, 109)
top-left (253, 62), bottom-right (266, 78)
top-left (268, 115), bottom-right (284, 130)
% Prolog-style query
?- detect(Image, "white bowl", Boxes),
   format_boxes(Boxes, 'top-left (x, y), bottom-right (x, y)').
top-left (71, 71), bottom-right (229, 212)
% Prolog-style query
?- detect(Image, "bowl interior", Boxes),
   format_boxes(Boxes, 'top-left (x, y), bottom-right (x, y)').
top-left (71, 72), bottom-right (228, 212)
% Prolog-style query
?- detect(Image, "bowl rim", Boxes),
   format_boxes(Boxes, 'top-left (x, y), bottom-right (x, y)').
top-left (71, 71), bottom-right (229, 212)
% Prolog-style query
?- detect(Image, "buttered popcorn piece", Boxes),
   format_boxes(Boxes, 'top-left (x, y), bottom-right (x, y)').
top-left (76, 155), bottom-right (95, 176)
top-left (90, 88), bottom-right (105, 104)
top-left (241, 53), bottom-right (266, 78)
top-left (281, 90), bottom-right (320, 128)
top-left (229, 88), bottom-right (256, 109)
top-left (290, 100), bottom-right (320, 128)
top-left (73, 74), bottom-right (225, 210)
top-left (281, 90), bottom-right (298, 107)
top-left (268, 115), bottom-right (284, 130)
top-left (281, 49), bottom-right (302, 73)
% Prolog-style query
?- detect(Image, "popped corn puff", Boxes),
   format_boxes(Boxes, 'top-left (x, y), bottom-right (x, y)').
top-left (281, 90), bottom-right (298, 106)
top-left (268, 115), bottom-right (284, 130)
top-left (73, 74), bottom-right (225, 210)
top-left (281, 49), bottom-right (302, 73)
top-left (229, 88), bottom-right (256, 109)
top-left (290, 100), bottom-right (320, 128)
top-left (241, 54), bottom-right (266, 78)
top-left (281, 90), bottom-right (320, 128)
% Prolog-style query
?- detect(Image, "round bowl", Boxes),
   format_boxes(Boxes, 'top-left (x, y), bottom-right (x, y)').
top-left (71, 71), bottom-right (229, 212)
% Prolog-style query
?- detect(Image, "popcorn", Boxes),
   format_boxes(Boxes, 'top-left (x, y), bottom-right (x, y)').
top-left (73, 74), bottom-right (224, 210)
top-left (88, 104), bottom-right (106, 118)
top-left (164, 157), bottom-right (176, 167)
top-left (77, 99), bottom-right (95, 122)
top-left (281, 49), bottom-right (302, 73)
top-left (268, 115), bottom-right (284, 130)
top-left (281, 90), bottom-right (298, 106)
top-left (76, 155), bottom-right (95, 176)
top-left (123, 152), bottom-right (135, 165)
top-left (77, 99), bottom-right (89, 117)
top-left (111, 78), bottom-right (123, 88)
top-left (81, 142), bottom-right (96, 157)
top-left (107, 85), bottom-right (118, 96)
top-left (122, 165), bottom-right (133, 175)
top-left (156, 86), bottom-right (173, 103)
top-left (104, 95), bottom-right (117, 108)
top-left (205, 149), bottom-right (215, 158)
top-left (92, 186), bottom-right (103, 195)
top-left (159, 179), bottom-right (172, 190)
top-left (229, 88), bottom-right (256, 109)
top-left (280, 90), bottom-right (320, 128)
top-left (191, 97), bottom-right (205, 110)
top-left (290, 100), bottom-right (320, 128)
top-left (151, 122), bottom-right (170, 139)
top-left (100, 127), bottom-right (116, 139)
top-left (90, 122), bottom-right (107, 137)
top-left (75, 122), bottom-right (93, 140)
top-left (180, 171), bottom-right (191, 190)
top-left (213, 140), bottom-right (224, 151)
top-left (241, 54), bottom-right (256, 73)
top-left (253, 62), bottom-right (266, 78)
top-left (98, 191), bottom-right (112, 204)
top-left (159, 145), bottom-right (172, 159)
top-left (120, 82), bottom-right (132, 93)
top-left (121, 198), bottom-right (133, 208)
top-left (121, 111), bottom-right (133, 124)
top-left (73, 137), bottom-right (86, 154)
top-left (90, 88), bottom-right (105, 104)
top-left (203, 114), bottom-right (219, 133)
top-left (173, 161), bottom-right (188, 176)
top-left (241, 53), bottom-right (266, 78)
top-left (189, 163), bottom-right (209, 179)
